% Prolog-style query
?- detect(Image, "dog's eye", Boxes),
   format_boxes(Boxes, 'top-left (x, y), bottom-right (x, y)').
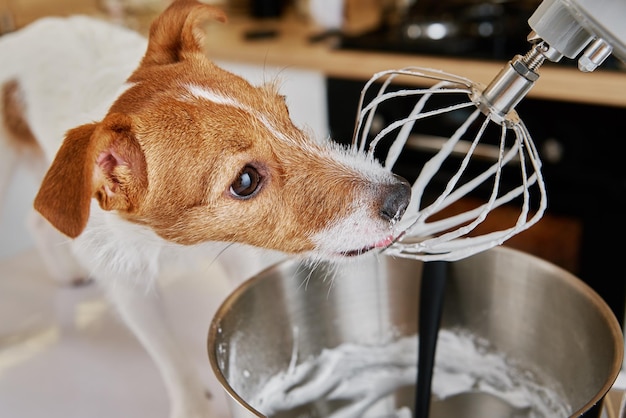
top-left (230, 165), bottom-right (262, 198)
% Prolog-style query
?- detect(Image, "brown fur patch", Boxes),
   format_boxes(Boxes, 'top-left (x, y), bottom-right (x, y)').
top-left (34, 0), bottom-right (396, 255)
top-left (2, 79), bottom-right (38, 150)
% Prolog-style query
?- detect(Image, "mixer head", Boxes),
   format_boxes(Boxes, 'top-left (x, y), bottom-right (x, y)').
top-left (353, 67), bottom-right (548, 261)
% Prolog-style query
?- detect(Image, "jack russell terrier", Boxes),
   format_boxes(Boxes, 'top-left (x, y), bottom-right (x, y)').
top-left (0, 0), bottom-right (411, 416)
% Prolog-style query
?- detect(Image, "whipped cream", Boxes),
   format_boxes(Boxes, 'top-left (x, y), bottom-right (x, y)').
top-left (249, 328), bottom-right (570, 418)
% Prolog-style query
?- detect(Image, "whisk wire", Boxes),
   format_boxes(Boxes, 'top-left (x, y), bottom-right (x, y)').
top-left (399, 111), bottom-right (502, 248)
top-left (355, 67), bottom-right (547, 261)
top-left (353, 67), bottom-right (475, 151)
top-left (355, 87), bottom-right (473, 155)
top-left (408, 108), bottom-right (485, 221)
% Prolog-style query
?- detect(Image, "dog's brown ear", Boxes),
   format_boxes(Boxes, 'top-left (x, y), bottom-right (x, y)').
top-left (34, 123), bottom-right (98, 238)
top-left (139, 0), bottom-right (226, 68)
top-left (34, 113), bottom-right (147, 238)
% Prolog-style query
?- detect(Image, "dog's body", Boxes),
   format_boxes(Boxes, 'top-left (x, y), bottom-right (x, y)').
top-left (0, 1), bottom-right (410, 416)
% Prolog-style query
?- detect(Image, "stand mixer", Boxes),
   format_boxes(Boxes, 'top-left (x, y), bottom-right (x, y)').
top-left (359, 1), bottom-right (626, 417)
top-left (357, 0), bottom-right (626, 262)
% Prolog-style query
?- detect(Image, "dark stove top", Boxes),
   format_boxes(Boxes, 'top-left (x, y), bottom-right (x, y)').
top-left (338, 26), bottom-right (529, 62)
top-left (337, 1), bottom-right (534, 62)
top-left (335, 1), bottom-right (621, 70)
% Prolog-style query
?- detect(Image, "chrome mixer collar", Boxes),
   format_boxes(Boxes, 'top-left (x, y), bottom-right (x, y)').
top-left (478, 0), bottom-right (626, 124)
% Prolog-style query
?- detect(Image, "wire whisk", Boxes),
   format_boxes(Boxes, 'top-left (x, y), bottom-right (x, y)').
top-left (353, 65), bottom-right (547, 261)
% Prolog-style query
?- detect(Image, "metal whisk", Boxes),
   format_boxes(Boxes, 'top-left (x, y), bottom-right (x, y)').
top-left (354, 42), bottom-right (552, 262)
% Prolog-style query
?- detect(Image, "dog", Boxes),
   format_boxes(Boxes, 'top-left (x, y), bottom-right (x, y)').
top-left (0, 0), bottom-right (411, 416)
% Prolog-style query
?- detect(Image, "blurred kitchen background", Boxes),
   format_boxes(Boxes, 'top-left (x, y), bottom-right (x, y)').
top-left (1, 0), bottom-right (626, 415)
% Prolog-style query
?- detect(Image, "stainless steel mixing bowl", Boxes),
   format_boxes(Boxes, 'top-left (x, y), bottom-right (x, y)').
top-left (208, 246), bottom-right (623, 417)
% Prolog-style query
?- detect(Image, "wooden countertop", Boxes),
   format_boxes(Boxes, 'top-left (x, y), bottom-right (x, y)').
top-left (202, 13), bottom-right (626, 108)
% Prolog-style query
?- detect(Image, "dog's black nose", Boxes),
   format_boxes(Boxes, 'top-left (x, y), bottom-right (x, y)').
top-left (379, 175), bottom-right (412, 222)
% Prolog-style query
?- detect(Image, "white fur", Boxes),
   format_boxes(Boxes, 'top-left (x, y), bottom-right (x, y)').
top-left (0, 16), bottom-right (145, 160)
top-left (0, 16), bottom-right (268, 418)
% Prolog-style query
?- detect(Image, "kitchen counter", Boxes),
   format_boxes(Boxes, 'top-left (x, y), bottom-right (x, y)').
top-left (201, 13), bottom-right (626, 108)
top-left (4, 0), bottom-right (626, 108)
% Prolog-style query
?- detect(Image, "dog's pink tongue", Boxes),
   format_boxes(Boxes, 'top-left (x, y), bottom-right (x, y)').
top-left (374, 236), bottom-right (395, 248)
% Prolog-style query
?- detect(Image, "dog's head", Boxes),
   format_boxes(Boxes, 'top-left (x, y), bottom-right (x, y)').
top-left (34, 0), bottom-right (411, 259)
